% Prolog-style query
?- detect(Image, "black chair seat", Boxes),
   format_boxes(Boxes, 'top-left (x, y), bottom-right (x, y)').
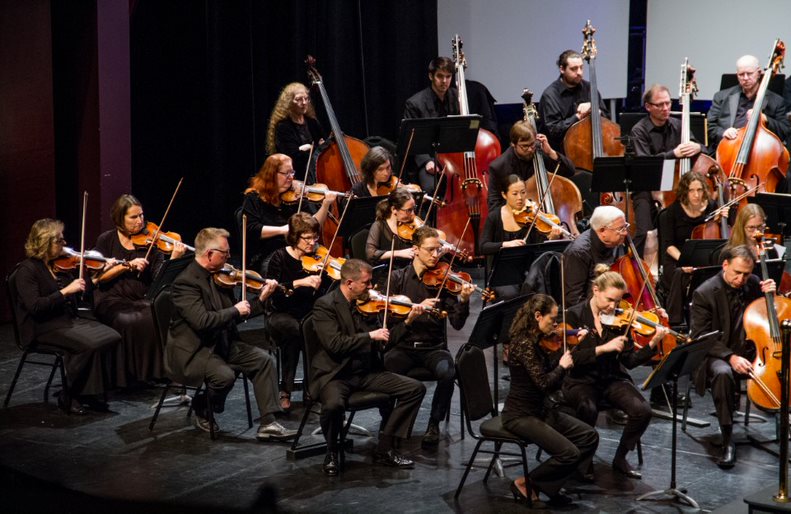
top-left (347, 391), bottom-right (391, 410)
top-left (479, 416), bottom-right (523, 441)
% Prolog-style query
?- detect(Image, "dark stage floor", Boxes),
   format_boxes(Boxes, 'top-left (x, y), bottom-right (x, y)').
top-left (0, 299), bottom-right (787, 513)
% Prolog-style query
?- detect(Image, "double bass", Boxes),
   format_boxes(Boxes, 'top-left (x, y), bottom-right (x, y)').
top-left (306, 56), bottom-right (369, 256)
top-left (521, 89), bottom-right (583, 237)
top-left (563, 21), bottom-right (631, 233)
top-left (716, 40), bottom-right (789, 212)
top-left (436, 35), bottom-right (501, 259)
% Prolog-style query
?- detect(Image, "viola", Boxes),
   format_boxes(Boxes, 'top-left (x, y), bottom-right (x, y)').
top-left (512, 201), bottom-right (574, 239)
top-left (52, 247), bottom-right (126, 273)
top-left (539, 323), bottom-right (585, 353)
top-left (280, 180), bottom-right (350, 205)
top-left (600, 300), bottom-right (690, 342)
top-left (213, 264), bottom-right (292, 296)
top-left (691, 175), bottom-right (731, 240)
top-left (130, 221), bottom-right (195, 254)
top-left (300, 244), bottom-right (345, 281)
top-left (356, 289), bottom-right (447, 319)
top-left (395, 217), bottom-right (471, 262)
top-left (421, 261), bottom-right (495, 301)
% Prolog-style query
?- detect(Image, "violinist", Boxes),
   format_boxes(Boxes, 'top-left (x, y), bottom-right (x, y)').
top-left (385, 225), bottom-right (474, 448)
top-left (312, 259), bottom-right (425, 475)
top-left (563, 265), bottom-right (668, 479)
top-left (486, 121), bottom-right (575, 212)
top-left (720, 204), bottom-right (777, 261)
top-left (265, 212), bottom-right (328, 411)
top-left (241, 153), bottom-right (336, 273)
top-left (350, 146), bottom-right (394, 198)
top-left (365, 188), bottom-right (416, 269)
top-left (266, 82), bottom-right (323, 180)
top-left (689, 245), bottom-right (776, 468)
top-left (562, 205), bottom-right (627, 307)
top-left (166, 227), bottom-right (297, 440)
top-left (538, 50), bottom-right (609, 154)
top-left (93, 194), bottom-right (187, 388)
top-left (13, 219), bottom-right (121, 414)
top-left (502, 294), bottom-right (598, 507)
top-left (630, 84), bottom-right (707, 257)
top-left (707, 55), bottom-right (790, 153)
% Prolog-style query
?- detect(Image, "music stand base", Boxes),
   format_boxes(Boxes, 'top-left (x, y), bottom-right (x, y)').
top-left (652, 408), bottom-right (710, 428)
top-left (637, 487), bottom-right (700, 509)
top-left (744, 485), bottom-right (791, 513)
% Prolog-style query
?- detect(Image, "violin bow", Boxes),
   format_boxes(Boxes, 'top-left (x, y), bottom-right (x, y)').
top-left (142, 177), bottom-right (184, 266)
top-left (296, 144), bottom-right (315, 215)
top-left (561, 253), bottom-right (567, 353)
top-left (523, 164), bottom-right (561, 242)
top-left (423, 165), bottom-right (447, 221)
top-left (394, 129), bottom-right (416, 187)
top-left (432, 217), bottom-right (471, 301)
top-left (314, 183), bottom-right (353, 285)
top-left (241, 214), bottom-right (248, 299)
top-left (382, 235), bottom-right (397, 330)
top-left (78, 191), bottom-right (88, 282)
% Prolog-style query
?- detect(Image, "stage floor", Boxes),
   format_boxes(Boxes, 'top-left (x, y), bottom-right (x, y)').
top-left (0, 299), bottom-right (785, 513)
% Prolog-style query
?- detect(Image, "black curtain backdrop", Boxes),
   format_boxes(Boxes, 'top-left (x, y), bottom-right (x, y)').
top-left (130, 0), bottom-right (437, 246)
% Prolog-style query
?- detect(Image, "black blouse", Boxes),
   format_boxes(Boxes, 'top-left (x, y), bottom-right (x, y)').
top-left (264, 247), bottom-right (320, 320)
top-left (241, 192), bottom-right (299, 273)
top-left (502, 335), bottom-right (566, 420)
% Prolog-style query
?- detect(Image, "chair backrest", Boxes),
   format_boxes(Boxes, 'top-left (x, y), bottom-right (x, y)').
top-left (151, 287), bottom-right (175, 349)
top-left (299, 314), bottom-right (318, 396)
top-left (349, 226), bottom-right (371, 261)
top-left (721, 73), bottom-right (785, 96)
top-left (455, 345), bottom-right (494, 423)
top-left (5, 267), bottom-right (25, 350)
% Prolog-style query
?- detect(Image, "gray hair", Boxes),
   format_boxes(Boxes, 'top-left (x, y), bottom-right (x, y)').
top-left (589, 206), bottom-right (625, 231)
top-left (195, 227), bottom-right (229, 256)
top-left (736, 55), bottom-right (760, 70)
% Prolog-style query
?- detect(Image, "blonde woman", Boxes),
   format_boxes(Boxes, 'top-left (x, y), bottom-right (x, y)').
top-left (266, 82), bottom-right (323, 180)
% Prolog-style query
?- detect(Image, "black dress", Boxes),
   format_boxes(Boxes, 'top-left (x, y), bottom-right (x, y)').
top-left (241, 192), bottom-right (299, 273)
top-left (365, 220), bottom-right (412, 271)
top-left (93, 230), bottom-right (166, 386)
top-left (274, 117), bottom-right (323, 181)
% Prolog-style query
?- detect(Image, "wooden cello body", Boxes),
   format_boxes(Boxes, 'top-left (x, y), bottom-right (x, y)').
top-left (306, 56), bottom-right (369, 256)
top-left (436, 35), bottom-right (499, 259)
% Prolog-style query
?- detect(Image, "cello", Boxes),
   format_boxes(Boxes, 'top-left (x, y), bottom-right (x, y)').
top-left (436, 35), bottom-right (501, 259)
top-left (716, 40), bottom-right (790, 212)
top-left (562, 21), bottom-right (631, 233)
top-left (521, 89), bottom-right (583, 237)
top-left (306, 56), bottom-right (369, 256)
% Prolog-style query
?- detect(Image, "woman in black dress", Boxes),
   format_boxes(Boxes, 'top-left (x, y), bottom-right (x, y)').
top-left (365, 188), bottom-right (416, 269)
top-left (14, 219), bottom-right (120, 413)
top-left (503, 293), bottom-right (598, 506)
top-left (266, 82), bottom-right (323, 180)
top-left (351, 146), bottom-right (395, 198)
top-left (93, 194), bottom-right (187, 387)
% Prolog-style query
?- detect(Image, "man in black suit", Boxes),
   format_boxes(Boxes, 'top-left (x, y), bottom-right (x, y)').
top-left (689, 245), bottom-right (775, 468)
top-left (707, 55), bottom-right (790, 152)
top-left (166, 227), bottom-right (296, 440)
top-left (312, 259), bottom-right (425, 476)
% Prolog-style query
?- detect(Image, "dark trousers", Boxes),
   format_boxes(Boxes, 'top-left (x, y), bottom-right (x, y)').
top-left (267, 312), bottom-right (301, 394)
top-left (503, 410), bottom-right (599, 497)
top-left (704, 357), bottom-right (741, 428)
top-left (632, 191), bottom-right (657, 257)
top-left (319, 371), bottom-right (425, 451)
top-left (384, 347), bottom-right (455, 425)
top-left (563, 379), bottom-right (652, 452)
top-left (202, 341), bottom-right (279, 422)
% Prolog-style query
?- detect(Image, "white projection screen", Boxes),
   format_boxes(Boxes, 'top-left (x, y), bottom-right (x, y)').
top-left (437, 0), bottom-right (630, 104)
top-left (646, 0), bottom-right (791, 101)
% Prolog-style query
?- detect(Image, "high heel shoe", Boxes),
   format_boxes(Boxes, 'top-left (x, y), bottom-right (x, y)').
top-left (510, 480), bottom-right (543, 507)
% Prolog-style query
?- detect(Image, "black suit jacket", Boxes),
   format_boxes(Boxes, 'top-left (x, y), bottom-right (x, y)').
top-left (707, 85), bottom-right (790, 149)
top-left (310, 287), bottom-right (374, 399)
top-left (165, 260), bottom-right (263, 385)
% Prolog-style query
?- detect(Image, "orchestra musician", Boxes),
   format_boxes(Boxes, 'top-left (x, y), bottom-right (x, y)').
top-left (707, 55), bottom-right (791, 153)
top-left (240, 153), bottom-right (336, 273)
top-left (720, 204), bottom-right (776, 261)
top-left (503, 294), bottom-right (598, 507)
top-left (266, 82), bottom-right (324, 181)
top-left (165, 227), bottom-right (297, 440)
top-left (264, 213), bottom-right (328, 411)
top-left (630, 84), bottom-right (707, 257)
top-left (93, 194), bottom-right (187, 388)
top-left (563, 265), bottom-right (668, 479)
top-left (562, 206), bottom-right (627, 307)
top-left (486, 121), bottom-right (575, 212)
top-left (385, 225), bottom-right (474, 448)
top-left (14, 219), bottom-right (121, 414)
top-left (538, 50), bottom-right (609, 154)
top-left (312, 259), bottom-right (425, 476)
top-left (351, 146), bottom-right (395, 198)
top-left (689, 245), bottom-right (776, 468)
top-left (365, 188), bottom-right (416, 269)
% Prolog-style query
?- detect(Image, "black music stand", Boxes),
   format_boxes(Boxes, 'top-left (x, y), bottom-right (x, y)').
top-left (336, 196), bottom-right (382, 240)
top-left (592, 156), bottom-right (664, 226)
top-left (637, 331), bottom-right (718, 509)
top-left (146, 254), bottom-right (192, 299)
top-left (678, 239), bottom-right (728, 267)
top-left (466, 293), bottom-right (531, 414)
top-left (487, 240), bottom-right (572, 288)
top-left (750, 193), bottom-right (791, 237)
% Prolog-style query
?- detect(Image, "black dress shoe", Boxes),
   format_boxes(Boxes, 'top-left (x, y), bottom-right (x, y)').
top-left (717, 442), bottom-right (736, 469)
top-left (323, 452), bottom-right (339, 476)
top-left (547, 492), bottom-right (574, 507)
top-left (81, 396), bottom-right (109, 412)
top-left (613, 460), bottom-right (642, 479)
top-left (373, 449), bottom-right (414, 468)
top-left (58, 393), bottom-right (86, 415)
top-left (421, 422), bottom-right (440, 448)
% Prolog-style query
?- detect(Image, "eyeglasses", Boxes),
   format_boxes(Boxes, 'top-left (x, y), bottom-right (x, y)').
top-left (53, 237), bottom-right (67, 245)
top-left (277, 170), bottom-right (296, 177)
top-left (420, 246), bottom-right (442, 255)
top-left (647, 101), bottom-right (671, 108)
top-left (745, 224), bottom-right (766, 232)
top-left (737, 70), bottom-right (759, 78)
top-left (398, 207), bottom-right (415, 213)
top-left (299, 234), bottom-right (319, 242)
top-left (209, 248), bottom-right (231, 257)
top-left (293, 96), bottom-right (311, 104)
top-left (607, 222), bottom-right (630, 234)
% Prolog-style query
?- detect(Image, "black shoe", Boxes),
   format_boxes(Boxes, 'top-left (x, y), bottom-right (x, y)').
top-left (612, 459), bottom-right (642, 480)
top-left (57, 393), bottom-right (86, 415)
top-left (323, 452), bottom-right (339, 476)
top-left (81, 396), bottom-right (109, 412)
top-left (373, 449), bottom-right (414, 468)
top-left (193, 413), bottom-right (220, 434)
top-left (717, 442), bottom-right (736, 469)
top-left (606, 409), bottom-right (629, 425)
top-left (547, 492), bottom-right (574, 507)
top-left (421, 422), bottom-right (440, 448)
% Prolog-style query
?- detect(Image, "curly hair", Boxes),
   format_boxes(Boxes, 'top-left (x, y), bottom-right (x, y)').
top-left (509, 294), bottom-right (557, 343)
top-left (675, 171), bottom-right (711, 207)
top-left (245, 154), bottom-right (292, 206)
top-left (25, 218), bottom-right (64, 260)
top-left (265, 82), bottom-right (317, 155)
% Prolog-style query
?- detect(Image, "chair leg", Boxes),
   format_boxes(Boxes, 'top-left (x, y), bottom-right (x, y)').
top-left (458, 392), bottom-right (465, 440)
top-left (241, 373), bottom-right (253, 429)
top-left (340, 411), bottom-right (357, 470)
top-left (149, 385), bottom-right (171, 431)
top-left (519, 444), bottom-right (532, 508)
top-left (3, 352), bottom-right (28, 408)
top-left (43, 355), bottom-right (60, 403)
top-left (483, 441), bottom-right (502, 483)
top-left (744, 395), bottom-right (752, 427)
top-left (454, 439), bottom-right (484, 499)
top-left (681, 384), bottom-right (691, 432)
top-left (289, 399), bottom-right (315, 451)
top-left (206, 386), bottom-right (216, 440)
top-left (637, 439), bottom-right (644, 465)
top-left (187, 383), bottom-right (203, 418)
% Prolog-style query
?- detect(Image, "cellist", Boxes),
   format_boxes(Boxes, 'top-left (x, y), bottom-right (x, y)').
top-left (689, 245), bottom-right (776, 469)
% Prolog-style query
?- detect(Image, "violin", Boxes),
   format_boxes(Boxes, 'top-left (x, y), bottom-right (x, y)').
top-left (421, 261), bottom-right (495, 301)
top-left (280, 180), bottom-right (350, 205)
top-left (356, 289), bottom-right (447, 319)
top-left (130, 221), bottom-right (195, 254)
top-left (300, 244), bottom-right (345, 281)
top-left (512, 200), bottom-right (574, 239)
top-left (396, 217), bottom-right (471, 262)
top-left (600, 300), bottom-right (691, 342)
top-left (52, 247), bottom-right (127, 273)
top-left (213, 264), bottom-right (292, 296)
top-left (539, 323), bottom-right (584, 353)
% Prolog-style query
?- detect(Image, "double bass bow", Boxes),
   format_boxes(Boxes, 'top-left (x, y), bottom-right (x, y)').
top-left (716, 40), bottom-right (790, 212)
top-left (521, 88), bottom-right (583, 237)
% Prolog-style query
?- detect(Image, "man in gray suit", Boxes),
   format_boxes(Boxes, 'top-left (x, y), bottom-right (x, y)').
top-left (707, 54), bottom-right (790, 152)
